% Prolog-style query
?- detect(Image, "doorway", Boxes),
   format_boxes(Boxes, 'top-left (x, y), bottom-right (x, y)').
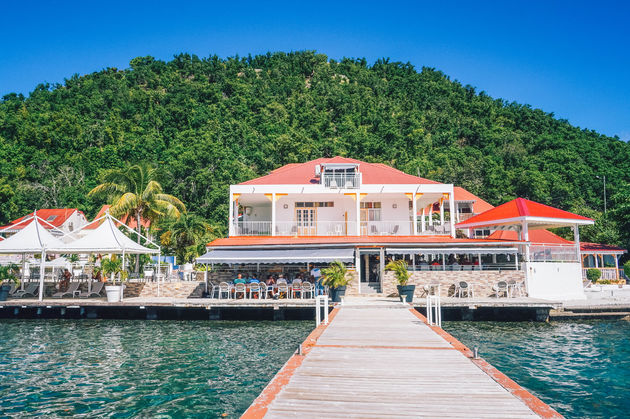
top-left (295, 208), bottom-right (316, 235)
top-left (359, 249), bottom-right (383, 293)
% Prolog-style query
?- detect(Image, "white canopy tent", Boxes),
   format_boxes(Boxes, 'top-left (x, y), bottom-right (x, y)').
top-left (58, 212), bottom-right (162, 294)
top-left (0, 214), bottom-right (67, 300)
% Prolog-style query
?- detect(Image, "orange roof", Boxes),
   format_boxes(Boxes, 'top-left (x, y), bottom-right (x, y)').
top-left (0, 209), bottom-right (84, 231)
top-left (487, 230), bottom-right (626, 253)
top-left (84, 205), bottom-right (151, 230)
top-left (580, 242), bottom-right (626, 253)
top-left (453, 187), bottom-right (495, 213)
top-left (208, 235), bottom-right (521, 248)
top-left (487, 229), bottom-right (572, 244)
top-left (240, 157), bottom-right (442, 185)
top-left (455, 198), bottom-right (593, 228)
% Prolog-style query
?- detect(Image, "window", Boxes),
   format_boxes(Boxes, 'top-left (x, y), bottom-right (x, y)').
top-left (474, 229), bottom-right (491, 238)
top-left (360, 202), bottom-right (381, 209)
top-left (47, 215), bottom-right (57, 222)
top-left (295, 202), bottom-right (334, 208)
top-left (360, 202), bottom-right (381, 222)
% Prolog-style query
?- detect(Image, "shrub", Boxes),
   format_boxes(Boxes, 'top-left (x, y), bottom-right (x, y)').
top-left (586, 268), bottom-right (601, 282)
top-left (624, 261), bottom-right (630, 280)
top-left (385, 259), bottom-right (410, 286)
top-left (321, 261), bottom-right (350, 289)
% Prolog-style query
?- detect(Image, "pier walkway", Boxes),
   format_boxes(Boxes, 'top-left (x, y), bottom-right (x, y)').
top-left (244, 299), bottom-right (560, 418)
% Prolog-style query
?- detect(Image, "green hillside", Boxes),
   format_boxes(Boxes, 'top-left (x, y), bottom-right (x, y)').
top-left (0, 51), bottom-right (628, 250)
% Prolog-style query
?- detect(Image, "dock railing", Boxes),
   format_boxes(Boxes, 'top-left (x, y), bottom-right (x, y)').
top-left (426, 294), bottom-right (442, 327)
top-left (315, 295), bottom-right (329, 326)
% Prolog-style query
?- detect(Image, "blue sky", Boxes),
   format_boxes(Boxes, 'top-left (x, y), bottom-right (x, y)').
top-left (1, 1), bottom-right (628, 140)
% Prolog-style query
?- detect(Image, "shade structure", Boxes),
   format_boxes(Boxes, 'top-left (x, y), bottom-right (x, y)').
top-left (0, 218), bottom-right (67, 301)
top-left (0, 218), bottom-right (66, 254)
top-left (197, 247), bottom-right (355, 264)
top-left (58, 216), bottom-right (158, 254)
top-left (386, 247), bottom-right (518, 255)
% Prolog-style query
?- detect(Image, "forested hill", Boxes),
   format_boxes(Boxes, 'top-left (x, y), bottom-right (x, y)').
top-left (0, 51), bottom-right (629, 249)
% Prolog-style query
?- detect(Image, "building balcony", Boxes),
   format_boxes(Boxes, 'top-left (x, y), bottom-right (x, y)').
top-left (321, 173), bottom-right (361, 189)
top-left (232, 220), bottom-right (451, 237)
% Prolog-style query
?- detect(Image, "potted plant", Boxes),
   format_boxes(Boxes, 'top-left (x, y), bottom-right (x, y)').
top-left (386, 259), bottom-right (414, 303)
top-left (321, 260), bottom-right (350, 303)
top-left (102, 256), bottom-right (124, 302)
top-left (0, 263), bottom-right (20, 301)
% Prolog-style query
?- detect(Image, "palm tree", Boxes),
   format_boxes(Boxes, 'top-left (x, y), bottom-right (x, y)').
top-left (160, 213), bottom-right (210, 263)
top-left (89, 162), bottom-right (186, 271)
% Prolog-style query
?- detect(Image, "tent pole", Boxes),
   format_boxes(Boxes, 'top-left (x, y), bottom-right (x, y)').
top-left (157, 250), bottom-right (161, 297)
top-left (38, 250), bottom-right (45, 301)
top-left (21, 253), bottom-right (26, 290)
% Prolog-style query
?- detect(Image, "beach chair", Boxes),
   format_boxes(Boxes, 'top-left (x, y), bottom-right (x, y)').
top-left (13, 283), bottom-right (39, 298)
top-left (52, 282), bottom-right (81, 298)
top-left (493, 281), bottom-right (508, 298)
top-left (78, 282), bottom-right (105, 298)
top-left (143, 270), bottom-right (154, 282)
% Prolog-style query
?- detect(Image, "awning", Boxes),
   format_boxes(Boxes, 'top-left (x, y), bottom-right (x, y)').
top-left (197, 247), bottom-right (355, 264)
top-left (386, 247), bottom-right (518, 255)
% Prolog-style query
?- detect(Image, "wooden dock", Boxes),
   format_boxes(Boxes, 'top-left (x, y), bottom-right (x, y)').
top-left (243, 301), bottom-right (561, 418)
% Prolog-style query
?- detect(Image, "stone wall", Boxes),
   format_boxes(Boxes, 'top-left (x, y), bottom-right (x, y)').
top-left (382, 270), bottom-right (526, 298)
top-left (135, 281), bottom-right (205, 298)
top-left (345, 271), bottom-right (360, 296)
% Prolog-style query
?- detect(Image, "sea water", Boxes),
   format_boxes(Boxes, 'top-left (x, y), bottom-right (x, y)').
top-left (0, 319), bottom-right (312, 418)
top-left (444, 320), bottom-right (630, 418)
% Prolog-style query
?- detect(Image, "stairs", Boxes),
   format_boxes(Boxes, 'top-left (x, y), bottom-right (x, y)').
top-left (361, 282), bottom-right (382, 294)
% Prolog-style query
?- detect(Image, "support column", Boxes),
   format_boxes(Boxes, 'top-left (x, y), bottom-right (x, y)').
top-left (271, 192), bottom-right (277, 236)
top-left (228, 193), bottom-right (235, 237)
top-left (448, 192), bottom-right (456, 238)
top-left (412, 193), bottom-right (417, 235)
top-left (522, 222), bottom-right (530, 262)
top-left (421, 208), bottom-right (426, 232)
top-left (615, 255), bottom-right (620, 279)
top-left (428, 207), bottom-right (433, 227)
top-left (439, 200), bottom-right (444, 226)
top-left (379, 248), bottom-right (385, 290)
top-left (573, 224), bottom-right (581, 263)
top-left (356, 192), bottom-right (361, 236)
top-left (355, 250), bottom-right (361, 294)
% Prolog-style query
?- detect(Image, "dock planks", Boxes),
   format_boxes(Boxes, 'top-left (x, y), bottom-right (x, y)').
top-left (248, 302), bottom-right (559, 418)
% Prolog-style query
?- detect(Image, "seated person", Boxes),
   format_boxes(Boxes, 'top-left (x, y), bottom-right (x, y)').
top-left (249, 274), bottom-right (260, 283)
top-left (59, 269), bottom-right (72, 291)
top-left (430, 260), bottom-right (441, 266)
top-left (265, 275), bottom-right (276, 297)
top-left (233, 273), bottom-right (247, 284)
top-left (418, 257), bottom-right (429, 266)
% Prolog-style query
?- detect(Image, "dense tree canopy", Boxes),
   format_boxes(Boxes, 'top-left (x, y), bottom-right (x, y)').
top-left (0, 51), bottom-right (628, 252)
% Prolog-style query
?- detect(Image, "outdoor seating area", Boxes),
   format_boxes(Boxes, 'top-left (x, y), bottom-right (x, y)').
top-left (6, 281), bottom-right (105, 299)
top-left (208, 275), bottom-right (322, 300)
top-left (422, 279), bottom-right (525, 299)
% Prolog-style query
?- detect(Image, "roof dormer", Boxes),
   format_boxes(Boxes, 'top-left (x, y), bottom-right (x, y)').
top-left (319, 162), bottom-right (361, 188)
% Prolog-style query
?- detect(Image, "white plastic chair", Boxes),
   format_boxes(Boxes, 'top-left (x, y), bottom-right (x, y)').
top-left (218, 282), bottom-right (231, 299)
top-left (291, 279), bottom-right (302, 298)
top-left (277, 282), bottom-right (289, 299)
top-left (301, 282), bottom-right (314, 299)
top-left (234, 283), bottom-right (247, 299)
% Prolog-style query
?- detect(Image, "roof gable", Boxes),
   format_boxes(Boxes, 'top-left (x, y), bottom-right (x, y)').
top-left (1, 209), bottom-right (81, 231)
top-left (240, 157), bottom-right (442, 185)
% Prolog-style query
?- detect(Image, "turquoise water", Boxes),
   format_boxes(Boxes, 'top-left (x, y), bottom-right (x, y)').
top-left (0, 320), bottom-right (312, 418)
top-left (444, 320), bottom-right (630, 418)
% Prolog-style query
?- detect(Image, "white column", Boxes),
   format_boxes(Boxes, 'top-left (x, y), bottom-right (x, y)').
top-left (271, 193), bottom-right (277, 236)
top-left (440, 200), bottom-right (444, 226)
top-left (428, 207), bottom-right (433, 226)
top-left (594, 253), bottom-right (599, 268)
top-left (615, 255), bottom-right (620, 279)
top-left (412, 193), bottom-right (417, 235)
top-left (421, 208), bottom-right (426, 232)
top-left (522, 222), bottom-right (530, 262)
top-left (228, 193), bottom-right (235, 237)
top-left (38, 250), bottom-right (45, 301)
top-left (573, 224), bottom-right (581, 262)
top-left (355, 250), bottom-right (361, 294)
top-left (478, 253), bottom-right (482, 271)
top-left (449, 191), bottom-right (456, 238)
top-left (355, 192), bottom-right (361, 236)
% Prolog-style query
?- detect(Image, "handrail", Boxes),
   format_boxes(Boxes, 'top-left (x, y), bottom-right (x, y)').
top-left (426, 294), bottom-right (441, 327)
top-left (315, 295), bottom-right (329, 326)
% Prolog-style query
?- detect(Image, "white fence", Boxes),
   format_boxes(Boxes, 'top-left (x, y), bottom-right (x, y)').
top-left (426, 295), bottom-right (442, 327)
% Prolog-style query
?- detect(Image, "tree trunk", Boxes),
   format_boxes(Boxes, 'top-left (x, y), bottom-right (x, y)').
top-left (135, 211), bottom-right (142, 273)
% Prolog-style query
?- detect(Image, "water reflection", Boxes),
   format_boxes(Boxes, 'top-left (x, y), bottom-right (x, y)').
top-left (444, 320), bottom-right (630, 418)
top-left (0, 320), bottom-right (312, 417)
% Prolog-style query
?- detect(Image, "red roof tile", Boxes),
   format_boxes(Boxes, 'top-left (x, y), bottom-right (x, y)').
top-left (240, 157), bottom-right (442, 185)
top-left (208, 235), bottom-right (520, 247)
top-left (455, 198), bottom-right (593, 227)
top-left (453, 187), bottom-right (495, 213)
top-left (0, 209), bottom-right (83, 230)
top-left (580, 242), bottom-right (627, 253)
top-left (84, 205), bottom-right (151, 230)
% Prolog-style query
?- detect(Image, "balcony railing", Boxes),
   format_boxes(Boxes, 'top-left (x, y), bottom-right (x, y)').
top-left (322, 173), bottom-right (361, 189)
top-left (529, 245), bottom-right (578, 263)
top-left (233, 220), bottom-right (454, 237)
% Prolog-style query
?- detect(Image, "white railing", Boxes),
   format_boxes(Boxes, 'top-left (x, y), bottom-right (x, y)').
top-left (234, 221), bottom-right (272, 236)
top-left (426, 295), bottom-right (441, 327)
top-left (417, 223), bottom-right (452, 235)
top-left (315, 295), bottom-right (329, 326)
top-left (360, 221), bottom-right (410, 235)
top-left (582, 267), bottom-right (619, 280)
top-left (530, 245), bottom-right (578, 262)
top-left (322, 173), bottom-right (361, 189)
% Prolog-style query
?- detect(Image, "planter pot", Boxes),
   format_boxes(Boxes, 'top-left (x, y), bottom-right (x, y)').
top-left (397, 284), bottom-right (416, 303)
top-left (329, 286), bottom-right (346, 303)
top-left (105, 285), bottom-right (123, 303)
top-left (0, 284), bottom-right (11, 301)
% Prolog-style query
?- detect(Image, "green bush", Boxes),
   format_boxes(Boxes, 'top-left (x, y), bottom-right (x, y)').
top-left (586, 268), bottom-right (602, 282)
top-left (624, 261), bottom-right (630, 279)
top-left (385, 259), bottom-right (410, 286)
top-left (321, 261), bottom-right (350, 289)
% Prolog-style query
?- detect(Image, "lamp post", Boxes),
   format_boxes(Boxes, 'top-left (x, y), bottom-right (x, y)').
top-left (596, 175), bottom-right (607, 213)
